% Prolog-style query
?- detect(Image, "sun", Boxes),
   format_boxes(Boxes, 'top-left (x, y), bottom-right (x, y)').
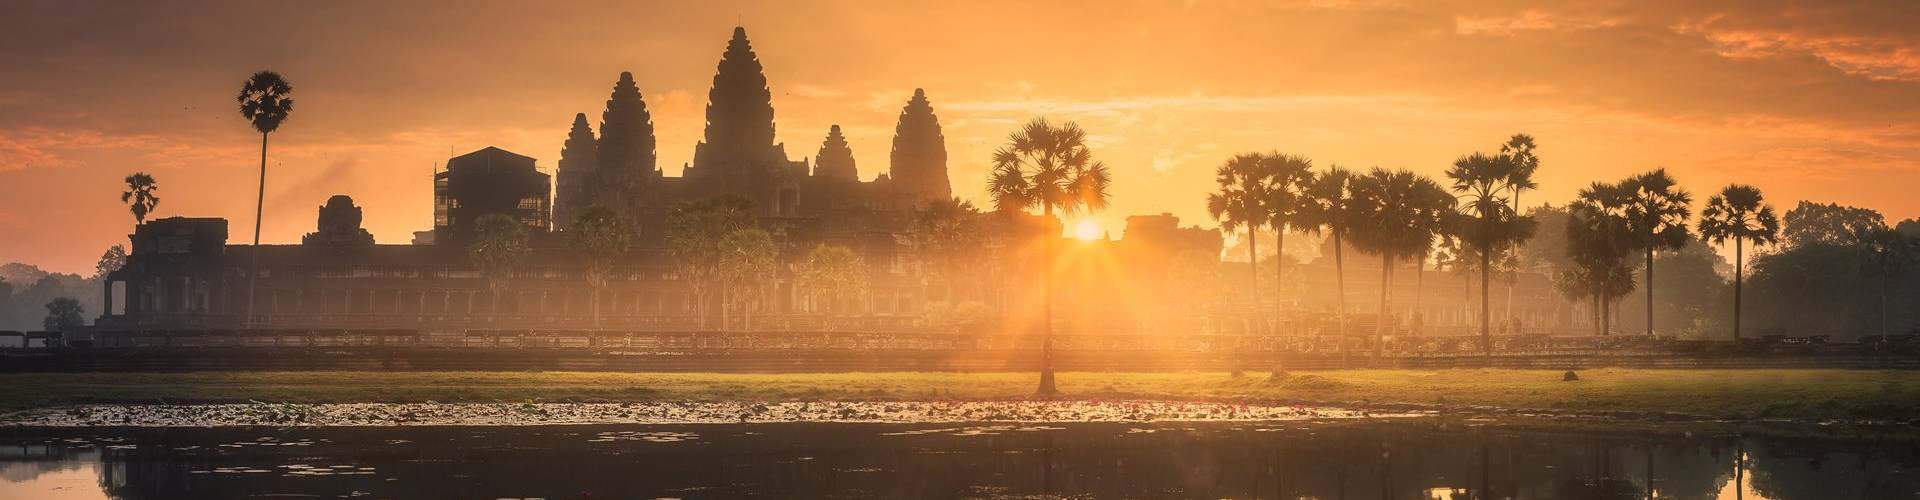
top-left (1072, 218), bottom-right (1103, 241)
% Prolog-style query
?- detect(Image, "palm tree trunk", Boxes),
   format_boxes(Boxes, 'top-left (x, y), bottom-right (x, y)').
top-left (1733, 238), bottom-right (1743, 342)
top-left (1037, 204), bottom-right (1058, 396)
top-left (1377, 252), bottom-right (1389, 358)
top-left (1645, 245), bottom-right (1655, 337)
top-left (1334, 231), bottom-right (1348, 367)
top-left (245, 131), bottom-right (268, 328)
top-left (1480, 234), bottom-right (1492, 357)
top-left (1249, 226), bottom-right (1261, 337)
top-left (1274, 225), bottom-right (1286, 321)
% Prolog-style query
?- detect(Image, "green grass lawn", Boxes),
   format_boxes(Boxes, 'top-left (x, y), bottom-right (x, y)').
top-left (2, 369), bottom-right (1916, 421)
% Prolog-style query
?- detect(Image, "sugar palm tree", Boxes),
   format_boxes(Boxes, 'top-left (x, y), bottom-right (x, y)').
top-left (1620, 169), bottom-right (1692, 336)
top-left (1696, 185), bottom-right (1779, 341)
top-left (1568, 181), bottom-right (1637, 336)
top-left (237, 70), bottom-right (294, 327)
top-left (1207, 153), bottom-right (1270, 339)
top-left (1259, 153), bottom-right (1316, 321)
top-left (987, 118), bottom-right (1112, 396)
top-left (1297, 166), bottom-right (1357, 357)
top-left (1345, 168), bottom-right (1452, 357)
top-left (569, 206), bottom-right (633, 328)
top-left (121, 172), bottom-right (159, 225)
top-left (1445, 152), bottom-right (1535, 356)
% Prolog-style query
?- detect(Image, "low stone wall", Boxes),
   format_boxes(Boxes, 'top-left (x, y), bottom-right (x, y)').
top-left (1, 347), bottom-right (1914, 372)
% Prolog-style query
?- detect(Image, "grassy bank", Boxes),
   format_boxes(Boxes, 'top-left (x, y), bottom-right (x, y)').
top-left (2, 369), bottom-right (1916, 421)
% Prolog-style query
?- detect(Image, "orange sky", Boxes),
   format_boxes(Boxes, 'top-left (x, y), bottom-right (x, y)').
top-left (3, 0), bottom-right (1918, 274)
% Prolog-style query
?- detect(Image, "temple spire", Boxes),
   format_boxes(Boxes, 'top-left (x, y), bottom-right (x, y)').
top-left (889, 88), bottom-right (951, 205)
top-left (814, 125), bottom-right (857, 182)
top-left (597, 71), bottom-right (658, 182)
top-left (690, 26), bottom-right (779, 182)
top-left (554, 113), bottom-right (598, 230)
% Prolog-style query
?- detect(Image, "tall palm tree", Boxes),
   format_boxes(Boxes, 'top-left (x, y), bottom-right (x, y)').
top-left (1498, 135), bottom-right (1539, 328)
top-left (1297, 166), bottom-right (1357, 357)
top-left (569, 206), bottom-right (634, 328)
top-left (1445, 153), bottom-right (1535, 356)
top-left (1259, 153), bottom-right (1316, 324)
top-left (1346, 168), bottom-right (1452, 357)
top-left (1207, 153), bottom-right (1270, 339)
top-left (121, 172), bottom-right (159, 225)
top-left (237, 70), bottom-right (294, 327)
top-left (1620, 169), bottom-right (1692, 337)
top-left (1697, 185), bottom-right (1779, 341)
top-left (987, 118), bottom-right (1111, 396)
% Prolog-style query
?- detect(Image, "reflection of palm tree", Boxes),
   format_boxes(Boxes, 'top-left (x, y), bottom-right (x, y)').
top-left (1347, 168), bottom-right (1452, 357)
top-left (121, 172), bottom-right (159, 224)
top-left (1207, 153), bottom-right (1269, 339)
top-left (987, 118), bottom-right (1111, 396)
top-left (1298, 166), bottom-right (1356, 357)
top-left (237, 70), bottom-right (294, 327)
top-left (1697, 185), bottom-right (1779, 341)
top-left (1620, 169), bottom-right (1692, 336)
top-left (1446, 153), bottom-right (1534, 355)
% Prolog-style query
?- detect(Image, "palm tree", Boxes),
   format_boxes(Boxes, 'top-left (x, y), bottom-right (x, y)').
top-left (1498, 135), bottom-right (1539, 328)
top-left (469, 214), bottom-right (530, 322)
top-left (1620, 169), bottom-right (1692, 336)
top-left (1207, 153), bottom-right (1270, 340)
top-left (1345, 168), bottom-right (1452, 357)
top-left (237, 70), bottom-right (294, 327)
top-left (910, 197), bottom-right (985, 304)
top-left (1445, 153), bottom-right (1535, 355)
top-left (796, 244), bottom-right (868, 314)
top-left (718, 228), bottom-right (777, 330)
top-left (569, 206), bottom-right (633, 328)
top-left (666, 196), bottom-right (753, 330)
top-left (1568, 182), bottom-right (1637, 336)
top-left (1697, 185), bottom-right (1779, 341)
top-left (121, 173), bottom-right (159, 225)
top-left (1297, 166), bottom-right (1357, 358)
top-left (987, 118), bottom-right (1112, 396)
top-left (1259, 153), bottom-right (1316, 324)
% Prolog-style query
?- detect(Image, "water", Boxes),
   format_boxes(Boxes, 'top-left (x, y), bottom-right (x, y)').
top-left (1, 421), bottom-right (1915, 499)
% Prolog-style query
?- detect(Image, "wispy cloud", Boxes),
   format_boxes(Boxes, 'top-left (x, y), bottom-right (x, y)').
top-left (1674, 15), bottom-right (1920, 82)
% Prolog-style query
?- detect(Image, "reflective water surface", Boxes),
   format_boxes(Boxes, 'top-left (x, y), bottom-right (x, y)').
top-left (2, 421), bottom-right (1915, 499)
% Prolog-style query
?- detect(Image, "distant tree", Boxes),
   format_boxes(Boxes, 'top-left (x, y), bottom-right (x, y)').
top-left (569, 206), bottom-right (633, 328)
top-left (468, 214), bottom-right (530, 321)
top-left (796, 244), bottom-right (867, 314)
top-left (666, 196), bottom-right (752, 330)
top-left (1781, 201), bottom-right (1885, 248)
top-left (1297, 166), bottom-right (1359, 353)
top-left (1345, 167), bottom-right (1453, 355)
top-left (237, 70), bottom-right (294, 327)
top-left (43, 297), bottom-right (84, 332)
top-left (1207, 153), bottom-right (1270, 339)
top-left (1860, 226), bottom-right (1919, 336)
top-left (1446, 152), bottom-right (1536, 353)
top-left (1259, 153), bottom-right (1316, 317)
top-left (986, 118), bottom-right (1111, 396)
top-left (910, 197), bottom-right (986, 304)
top-left (1697, 184), bottom-right (1780, 341)
top-left (717, 228), bottom-right (776, 330)
top-left (121, 173), bottom-right (159, 224)
top-left (1620, 169), bottom-right (1692, 336)
top-left (93, 245), bottom-right (127, 282)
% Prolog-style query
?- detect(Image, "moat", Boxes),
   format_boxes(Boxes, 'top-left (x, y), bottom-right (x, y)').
top-left (3, 420), bottom-right (1915, 499)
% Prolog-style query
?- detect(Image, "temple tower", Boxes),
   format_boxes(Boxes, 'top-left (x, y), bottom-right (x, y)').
top-left (814, 125), bottom-right (857, 182)
top-left (889, 88), bottom-right (951, 206)
top-left (595, 71), bottom-right (658, 213)
top-left (553, 113), bottom-right (598, 230)
top-left (688, 27), bottom-right (791, 208)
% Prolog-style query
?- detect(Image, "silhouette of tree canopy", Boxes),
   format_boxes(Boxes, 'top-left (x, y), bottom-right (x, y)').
top-left (469, 213), bottom-right (530, 319)
top-left (1346, 167), bottom-right (1454, 354)
top-left (120, 173), bottom-right (159, 224)
top-left (93, 245), bottom-right (126, 282)
top-left (1697, 184), bottom-right (1780, 341)
top-left (1566, 181), bottom-right (1639, 335)
top-left (796, 244), bottom-right (867, 314)
top-left (1781, 201), bottom-right (1885, 248)
top-left (42, 297), bottom-right (83, 332)
top-left (569, 205), bottom-right (633, 327)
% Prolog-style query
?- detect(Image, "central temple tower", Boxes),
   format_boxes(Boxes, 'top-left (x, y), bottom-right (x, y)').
top-left (686, 27), bottom-right (802, 214)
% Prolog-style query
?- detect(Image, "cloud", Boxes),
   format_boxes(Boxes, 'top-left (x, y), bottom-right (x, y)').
top-left (1454, 9), bottom-right (1621, 36)
top-left (1673, 15), bottom-right (1920, 82)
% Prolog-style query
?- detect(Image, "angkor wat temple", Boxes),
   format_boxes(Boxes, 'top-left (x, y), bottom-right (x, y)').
top-left (96, 27), bottom-right (1220, 334)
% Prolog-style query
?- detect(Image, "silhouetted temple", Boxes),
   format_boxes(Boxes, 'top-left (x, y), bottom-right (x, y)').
top-left (92, 27), bottom-right (1030, 332)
